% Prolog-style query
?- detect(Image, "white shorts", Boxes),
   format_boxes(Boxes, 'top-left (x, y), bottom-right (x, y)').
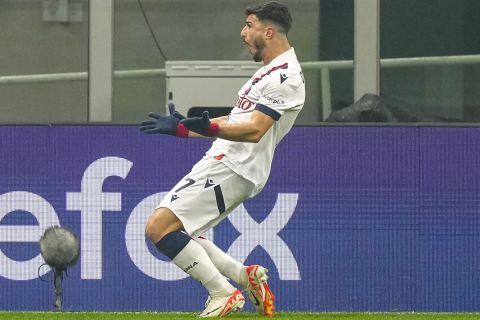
top-left (157, 156), bottom-right (254, 237)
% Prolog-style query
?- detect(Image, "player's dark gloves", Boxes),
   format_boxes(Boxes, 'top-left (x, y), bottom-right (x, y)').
top-left (168, 102), bottom-right (186, 121)
top-left (139, 103), bottom-right (189, 137)
top-left (181, 111), bottom-right (220, 137)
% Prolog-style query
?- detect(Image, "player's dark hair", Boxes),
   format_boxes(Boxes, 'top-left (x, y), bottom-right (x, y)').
top-left (245, 2), bottom-right (292, 34)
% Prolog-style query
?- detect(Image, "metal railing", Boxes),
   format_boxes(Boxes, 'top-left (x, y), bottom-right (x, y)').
top-left (0, 69), bottom-right (166, 85)
top-left (301, 54), bottom-right (480, 119)
top-left (1, 54), bottom-right (480, 120)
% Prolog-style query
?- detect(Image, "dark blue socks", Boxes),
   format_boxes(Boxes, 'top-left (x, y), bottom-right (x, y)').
top-left (155, 230), bottom-right (191, 260)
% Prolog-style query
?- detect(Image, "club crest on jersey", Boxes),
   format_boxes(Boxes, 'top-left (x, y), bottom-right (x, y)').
top-left (280, 73), bottom-right (288, 84)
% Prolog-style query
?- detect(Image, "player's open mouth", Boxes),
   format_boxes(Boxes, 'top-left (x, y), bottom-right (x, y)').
top-left (243, 41), bottom-right (255, 52)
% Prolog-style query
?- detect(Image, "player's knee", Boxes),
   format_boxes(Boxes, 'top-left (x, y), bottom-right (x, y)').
top-left (145, 213), bottom-right (157, 241)
top-left (145, 208), bottom-right (183, 243)
top-left (145, 211), bottom-right (164, 242)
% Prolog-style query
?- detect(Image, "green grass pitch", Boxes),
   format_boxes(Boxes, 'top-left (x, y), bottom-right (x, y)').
top-left (0, 313), bottom-right (479, 320)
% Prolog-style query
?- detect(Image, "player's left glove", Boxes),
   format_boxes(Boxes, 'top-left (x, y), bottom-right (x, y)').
top-left (181, 111), bottom-right (219, 137)
top-left (139, 103), bottom-right (189, 137)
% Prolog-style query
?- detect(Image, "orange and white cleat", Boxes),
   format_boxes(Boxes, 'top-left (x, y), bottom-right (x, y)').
top-left (198, 289), bottom-right (245, 318)
top-left (245, 265), bottom-right (275, 317)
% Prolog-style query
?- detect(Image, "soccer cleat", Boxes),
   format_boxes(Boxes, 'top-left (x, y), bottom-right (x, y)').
top-left (198, 289), bottom-right (245, 318)
top-left (245, 265), bottom-right (275, 317)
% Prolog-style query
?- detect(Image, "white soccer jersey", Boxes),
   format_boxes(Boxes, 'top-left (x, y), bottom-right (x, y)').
top-left (206, 48), bottom-right (305, 196)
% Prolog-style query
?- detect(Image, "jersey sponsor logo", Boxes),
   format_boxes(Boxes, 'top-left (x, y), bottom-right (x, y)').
top-left (262, 95), bottom-right (285, 105)
top-left (236, 96), bottom-right (255, 110)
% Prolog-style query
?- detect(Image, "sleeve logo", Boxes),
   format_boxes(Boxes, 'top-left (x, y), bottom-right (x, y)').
top-left (262, 95), bottom-right (285, 105)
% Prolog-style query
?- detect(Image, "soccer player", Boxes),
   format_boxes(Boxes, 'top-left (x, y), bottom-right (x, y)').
top-left (140, 1), bottom-right (305, 317)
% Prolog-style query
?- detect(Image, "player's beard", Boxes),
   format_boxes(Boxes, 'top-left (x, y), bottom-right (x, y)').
top-left (251, 38), bottom-right (266, 62)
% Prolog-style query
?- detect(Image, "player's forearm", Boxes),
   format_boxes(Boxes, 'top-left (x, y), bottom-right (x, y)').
top-left (216, 111), bottom-right (274, 142)
top-left (211, 116), bottom-right (229, 126)
top-left (187, 130), bottom-right (206, 138)
top-left (184, 111), bottom-right (273, 141)
top-left (186, 121), bottom-right (260, 141)
top-left (217, 122), bottom-right (264, 143)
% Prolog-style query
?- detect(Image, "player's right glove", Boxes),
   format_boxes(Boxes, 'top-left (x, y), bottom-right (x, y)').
top-left (139, 103), bottom-right (189, 137)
